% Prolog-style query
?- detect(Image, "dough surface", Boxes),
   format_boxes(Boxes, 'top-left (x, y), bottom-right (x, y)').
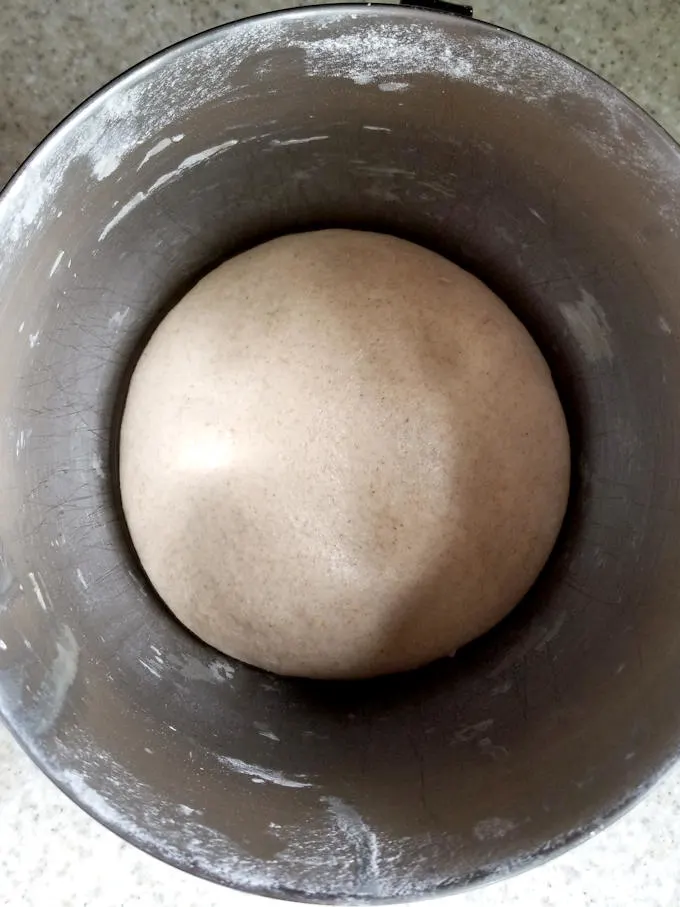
top-left (120, 230), bottom-right (570, 679)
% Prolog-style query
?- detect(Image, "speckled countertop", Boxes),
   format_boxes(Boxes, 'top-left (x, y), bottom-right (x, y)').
top-left (2, 2), bottom-right (680, 906)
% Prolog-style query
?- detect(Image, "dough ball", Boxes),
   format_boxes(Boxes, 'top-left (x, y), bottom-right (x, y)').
top-left (119, 230), bottom-right (570, 679)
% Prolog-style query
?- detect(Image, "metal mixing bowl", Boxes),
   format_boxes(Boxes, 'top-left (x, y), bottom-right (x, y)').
top-left (2, 3), bottom-right (680, 902)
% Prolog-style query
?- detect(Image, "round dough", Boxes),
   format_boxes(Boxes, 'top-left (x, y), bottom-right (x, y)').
top-left (120, 230), bottom-right (570, 679)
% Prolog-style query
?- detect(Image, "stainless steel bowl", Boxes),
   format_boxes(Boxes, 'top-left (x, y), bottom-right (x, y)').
top-left (2, 4), bottom-right (680, 902)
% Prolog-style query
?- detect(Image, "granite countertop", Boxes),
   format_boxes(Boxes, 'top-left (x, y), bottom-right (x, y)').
top-left (2, 1), bottom-right (680, 905)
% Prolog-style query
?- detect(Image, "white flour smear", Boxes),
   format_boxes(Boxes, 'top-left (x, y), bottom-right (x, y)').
top-left (98, 139), bottom-right (239, 240)
top-left (324, 797), bottom-right (382, 896)
top-left (218, 756), bottom-right (313, 789)
top-left (4, 9), bottom-right (680, 256)
top-left (27, 571), bottom-right (50, 611)
top-left (40, 730), bottom-right (453, 899)
top-left (137, 133), bottom-right (184, 170)
top-left (163, 650), bottom-right (235, 684)
top-left (559, 288), bottom-right (614, 364)
top-left (30, 625), bottom-right (79, 735)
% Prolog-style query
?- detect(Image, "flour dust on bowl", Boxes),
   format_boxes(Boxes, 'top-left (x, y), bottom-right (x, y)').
top-left (2, 4), bottom-right (680, 902)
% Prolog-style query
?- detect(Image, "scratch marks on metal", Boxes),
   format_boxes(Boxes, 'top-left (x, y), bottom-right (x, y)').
top-left (139, 658), bottom-right (162, 679)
